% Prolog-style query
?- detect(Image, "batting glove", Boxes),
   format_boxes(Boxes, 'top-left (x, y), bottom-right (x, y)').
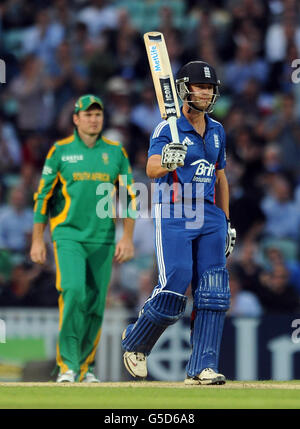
top-left (161, 143), bottom-right (187, 171)
top-left (225, 220), bottom-right (236, 257)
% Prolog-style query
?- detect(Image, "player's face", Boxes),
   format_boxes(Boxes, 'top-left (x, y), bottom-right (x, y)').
top-left (74, 107), bottom-right (104, 136)
top-left (189, 83), bottom-right (214, 109)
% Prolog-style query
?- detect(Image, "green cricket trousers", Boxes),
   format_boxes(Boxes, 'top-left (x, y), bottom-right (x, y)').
top-left (53, 239), bottom-right (115, 380)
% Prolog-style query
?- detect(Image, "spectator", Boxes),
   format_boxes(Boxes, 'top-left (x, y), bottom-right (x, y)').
top-left (230, 240), bottom-right (264, 297)
top-left (260, 174), bottom-right (300, 241)
top-left (6, 54), bottom-right (53, 136)
top-left (233, 78), bottom-right (264, 123)
top-left (107, 9), bottom-right (145, 80)
top-left (229, 0), bottom-right (268, 32)
top-left (227, 268), bottom-right (263, 317)
top-left (229, 125), bottom-right (265, 197)
top-left (0, 113), bottom-right (22, 173)
top-left (256, 143), bottom-right (286, 196)
top-left (131, 148), bottom-right (151, 186)
top-left (265, 12), bottom-right (300, 63)
top-left (261, 93), bottom-right (300, 178)
top-left (0, 181), bottom-right (8, 217)
top-left (47, 41), bottom-right (88, 116)
top-left (261, 143), bottom-right (284, 175)
top-left (9, 257), bottom-right (58, 307)
top-left (185, 9), bottom-right (219, 63)
top-left (22, 133), bottom-right (49, 170)
top-left (232, 18), bottom-right (265, 57)
top-left (223, 107), bottom-right (249, 144)
top-left (163, 29), bottom-right (184, 76)
top-left (229, 182), bottom-right (266, 243)
top-left (10, 262), bottom-right (43, 301)
top-left (224, 40), bottom-right (269, 94)
top-left (1, 0), bottom-right (34, 30)
top-left (76, 0), bottom-right (119, 38)
top-left (104, 76), bottom-right (132, 126)
top-left (257, 264), bottom-right (300, 314)
top-left (0, 186), bottom-right (33, 255)
top-left (295, 183), bottom-right (300, 207)
top-left (130, 83), bottom-right (162, 135)
top-left (114, 201), bottom-right (155, 308)
top-left (262, 93), bottom-right (299, 140)
top-left (19, 163), bottom-right (40, 207)
top-left (135, 269), bottom-right (156, 312)
top-left (22, 9), bottom-right (65, 68)
top-left (69, 21), bottom-right (95, 61)
top-left (50, 0), bottom-right (76, 38)
top-left (263, 245), bottom-right (300, 297)
top-left (56, 96), bottom-right (79, 137)
top-left (87, 36), bottom-right (119, 95)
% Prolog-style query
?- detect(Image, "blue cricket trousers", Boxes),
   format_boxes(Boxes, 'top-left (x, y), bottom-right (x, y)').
top-left (153, 201), bottom-right (227, 297)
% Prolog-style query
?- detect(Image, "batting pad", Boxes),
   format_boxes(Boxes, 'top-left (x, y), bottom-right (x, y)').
top-left (122, 291), bottom-right (187, 355)
top-left (186, 309), bottom-right (226, 376)
top-left (194, 267), bottom-right (230, 311)
top-left (187, 267), bottom-right (230, 376)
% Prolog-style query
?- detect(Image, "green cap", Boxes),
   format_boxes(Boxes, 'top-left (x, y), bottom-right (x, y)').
top-left (74, 94), bottom-right (103, 113)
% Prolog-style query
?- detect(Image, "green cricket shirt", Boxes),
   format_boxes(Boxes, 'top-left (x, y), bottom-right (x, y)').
top-left (34, 129), bottom-right (135, 244)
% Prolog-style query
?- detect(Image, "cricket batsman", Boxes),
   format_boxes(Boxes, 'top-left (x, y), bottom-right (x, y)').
top-left (121, 61), bottom-right (236, 385)
top-left (30, 94), bottom-right (136, 382)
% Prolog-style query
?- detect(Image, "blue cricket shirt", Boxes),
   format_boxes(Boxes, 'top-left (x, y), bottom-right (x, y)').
top-left (148, 111), bottom-right (227, 204)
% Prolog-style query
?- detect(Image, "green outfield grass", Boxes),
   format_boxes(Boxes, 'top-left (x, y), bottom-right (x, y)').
top-left (0, 381), bottom-right (300, 409)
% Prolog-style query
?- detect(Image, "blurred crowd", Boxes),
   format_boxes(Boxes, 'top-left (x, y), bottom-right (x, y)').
top-left (0, 0), bottom-right (300, 316)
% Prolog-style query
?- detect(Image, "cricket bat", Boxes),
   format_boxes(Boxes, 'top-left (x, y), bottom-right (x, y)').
top-left (143, 32), bottom-right (181, 144)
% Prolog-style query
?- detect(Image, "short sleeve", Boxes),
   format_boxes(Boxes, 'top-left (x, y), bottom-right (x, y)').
top-left (148, 121), bottom-right (171, 158)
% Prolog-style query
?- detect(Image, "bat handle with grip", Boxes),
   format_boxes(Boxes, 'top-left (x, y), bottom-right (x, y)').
top-left (167, 116), bottom-right (180, 144)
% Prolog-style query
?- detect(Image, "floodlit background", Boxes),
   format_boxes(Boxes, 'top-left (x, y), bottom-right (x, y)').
top-left (0, 0), bottom-right (300, 382)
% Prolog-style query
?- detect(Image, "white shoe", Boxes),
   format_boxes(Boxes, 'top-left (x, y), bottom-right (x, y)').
top-left (81, 372), bottom-right (100, 383)
top-left (122, 327), bottom-right (147, 379)
top-left (56, 370), bottom-right (76, 383)
top-left (184, 368), bottom-right (226, 385)
top-left (123, 351), bottom-right (147, 378)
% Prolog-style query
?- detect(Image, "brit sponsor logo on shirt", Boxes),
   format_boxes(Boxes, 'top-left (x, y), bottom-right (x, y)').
top-left (191, 159), bottom-right (215, 182)
top-left (61, 154), bottom-right (84, 163)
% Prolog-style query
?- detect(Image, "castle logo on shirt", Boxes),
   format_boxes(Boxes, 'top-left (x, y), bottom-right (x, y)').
top-left (61, 154), bottom-right (84, 163)
top-left (191, 159), bottom-right (215, 183)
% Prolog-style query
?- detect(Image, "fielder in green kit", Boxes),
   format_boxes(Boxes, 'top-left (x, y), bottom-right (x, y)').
top-left (30, 94), bottom-right (136, 383)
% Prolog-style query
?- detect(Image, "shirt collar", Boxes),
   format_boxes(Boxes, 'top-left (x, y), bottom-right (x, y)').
top-left (74, 128), bottom-right (103, 147)
top-left (177, 108), bottom-right (219, 133)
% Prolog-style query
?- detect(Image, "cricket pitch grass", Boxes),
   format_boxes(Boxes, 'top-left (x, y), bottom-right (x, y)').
top-left (0, 381), bottom-right (300, 409)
